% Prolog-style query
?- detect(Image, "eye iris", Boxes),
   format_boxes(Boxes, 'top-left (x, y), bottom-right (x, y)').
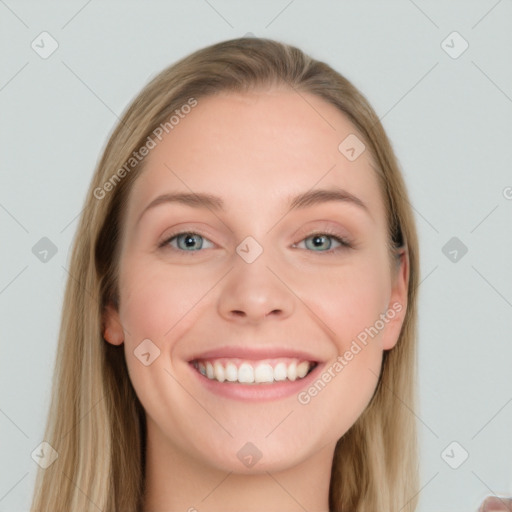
top-left (178, 233), bottom-right (202, 250)
top-left (307, 234), bottom-right (331, 251)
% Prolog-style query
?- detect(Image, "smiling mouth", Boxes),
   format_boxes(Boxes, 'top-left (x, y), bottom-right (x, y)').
top-left (190, 358), bottom-right (318, 385)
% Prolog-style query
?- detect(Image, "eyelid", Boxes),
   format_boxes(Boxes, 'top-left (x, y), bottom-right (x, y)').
top-left (159, 226), bottom-right (354, 255)
top-left (293, 222), bottom-right (354, 245)
top-left (292, 229), bottom-right (353, 253)
top-left (158, 228), bottom-right (216, 250)
top-left (157, 219), bottom-right (359, 249)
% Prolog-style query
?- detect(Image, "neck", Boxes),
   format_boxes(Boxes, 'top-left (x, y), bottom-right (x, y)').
top-left (142, 417), bottom-right (334, 512)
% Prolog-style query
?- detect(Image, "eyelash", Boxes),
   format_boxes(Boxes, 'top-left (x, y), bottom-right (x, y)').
top-left (295, 230), bottom-right (353, 253)
top-left (158, 229), bottom-right (353, 255)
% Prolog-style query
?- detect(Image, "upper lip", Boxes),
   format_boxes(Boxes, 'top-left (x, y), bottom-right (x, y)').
top-left (187, 345), bottom-right (322, 363)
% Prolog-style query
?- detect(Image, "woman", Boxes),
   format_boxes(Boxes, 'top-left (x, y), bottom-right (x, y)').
top-left (29, 36), bottom-right (507, 512)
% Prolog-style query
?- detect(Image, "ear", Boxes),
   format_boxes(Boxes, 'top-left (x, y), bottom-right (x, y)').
top-left (102, 302), bottom-right (124, 346)
top-left (381, 248), bottom-right (409, 351)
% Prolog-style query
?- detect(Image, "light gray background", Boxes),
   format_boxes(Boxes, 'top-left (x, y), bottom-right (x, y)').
top-left (1, 1), bottom-right (511, 511)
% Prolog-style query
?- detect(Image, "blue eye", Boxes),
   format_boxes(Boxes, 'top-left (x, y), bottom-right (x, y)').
top-left (161, 232), bottom-right (214, 251)
top-left (293, 232), bottom-right (352, 253)
top-left (160, 230), bottom-right (352, 254)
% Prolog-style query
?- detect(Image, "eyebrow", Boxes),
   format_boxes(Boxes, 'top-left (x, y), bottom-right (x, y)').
top-left (136, 186), bottom-right (370, 225)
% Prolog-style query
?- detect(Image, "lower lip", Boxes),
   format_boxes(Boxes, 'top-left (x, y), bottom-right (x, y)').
top-left (188, 361), bottom-right (325, 402)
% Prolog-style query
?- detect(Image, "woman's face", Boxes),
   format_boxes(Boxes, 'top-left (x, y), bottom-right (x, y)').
top-left (104, 87), bottom-right (408, 473)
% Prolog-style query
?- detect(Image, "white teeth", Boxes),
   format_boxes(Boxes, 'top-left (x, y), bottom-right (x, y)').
top-left (238, 363), bottom-right (254, 383)
top-left (206, 361), bottom-right (214, 379)
top-left (254, 363), bottom-right (274, 383)
top-left (214, 361), bottom-right (225, 382)
top-left (225, 362), bottom-right (238, 382)
top-left (273, 362), bottom-right (288, 381)
top-left (194, 358), bottom-right (315, 384)
top-left (297, 361), bottom-right (309, 378)
top-left (287, 362), bottom-right (297, 381)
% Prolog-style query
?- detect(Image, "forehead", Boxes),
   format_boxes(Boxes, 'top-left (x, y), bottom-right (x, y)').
top-left (126, 88), bottom-right (386, 225)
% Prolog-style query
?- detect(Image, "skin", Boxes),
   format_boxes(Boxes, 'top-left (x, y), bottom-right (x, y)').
top-left (103, 87), bottom-right (409, 512)
top-left (479, 497), bottom-right (512, 512)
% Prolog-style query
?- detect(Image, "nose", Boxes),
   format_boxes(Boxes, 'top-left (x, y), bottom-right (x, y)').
top-left (217, 253), bottom-right (295, 324)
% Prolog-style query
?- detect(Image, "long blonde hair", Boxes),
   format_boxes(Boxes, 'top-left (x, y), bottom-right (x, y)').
top-left (30, 37), bottom-right (420, 512)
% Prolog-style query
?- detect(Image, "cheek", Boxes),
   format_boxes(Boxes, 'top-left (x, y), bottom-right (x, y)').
top-left (116, 258), bottom-right (216, 438)
top-left (295, 259), bottom-right (390, 439)
top-left (119, 257), bottom-right (212, 345)
top-left (305, 257), bottom-right (391, 349)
